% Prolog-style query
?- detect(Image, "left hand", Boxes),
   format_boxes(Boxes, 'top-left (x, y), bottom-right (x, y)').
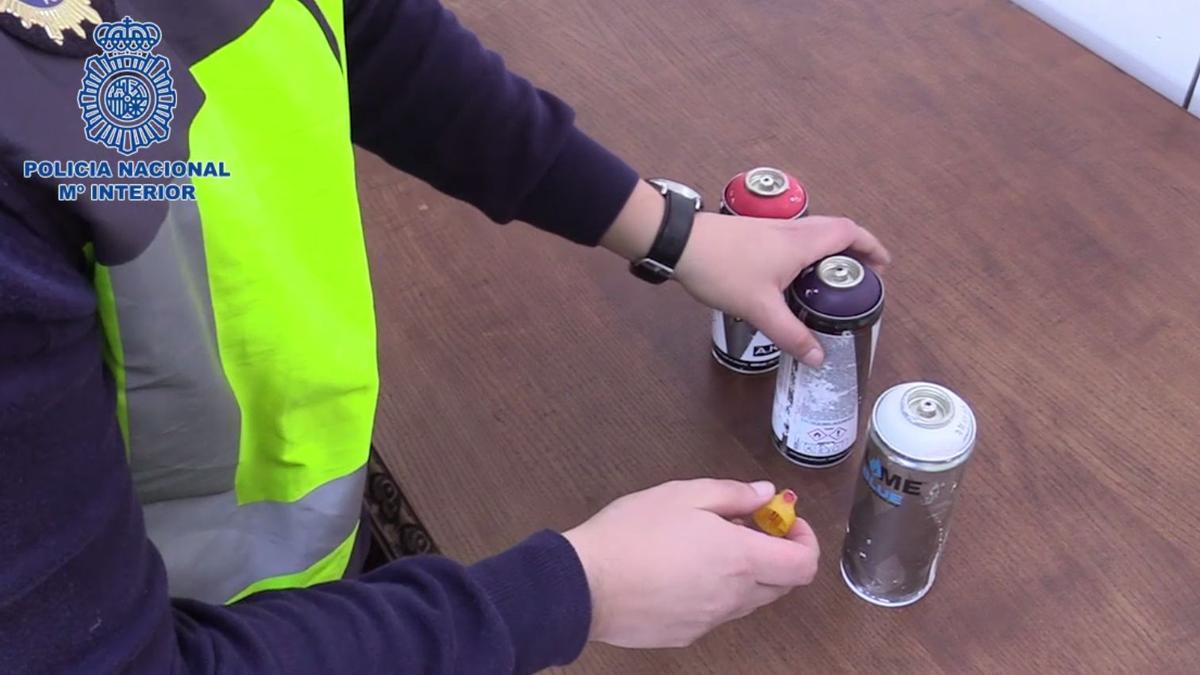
top-left (602, 180), bottom-right (891, 367)
top-left (563, 478), bottom-right (819, 649)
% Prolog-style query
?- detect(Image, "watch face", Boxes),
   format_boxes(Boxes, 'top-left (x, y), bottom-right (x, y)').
top-left (647, 178), bottom-right (703, 211)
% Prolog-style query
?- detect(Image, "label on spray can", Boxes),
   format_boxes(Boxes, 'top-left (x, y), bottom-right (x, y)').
top-left (770, 254), bottom-right (884, 467)
top-left (772, 326), bottom-right (876, 459)
top-left (711, 310), bottom-right (779, 373)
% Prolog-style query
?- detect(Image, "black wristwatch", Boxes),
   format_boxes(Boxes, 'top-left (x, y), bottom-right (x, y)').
top-left (629, 178), bottom-right (704, 285)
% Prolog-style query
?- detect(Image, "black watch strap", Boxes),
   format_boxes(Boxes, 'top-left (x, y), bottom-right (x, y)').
top-left (630, 187), bottom-right (697, 284)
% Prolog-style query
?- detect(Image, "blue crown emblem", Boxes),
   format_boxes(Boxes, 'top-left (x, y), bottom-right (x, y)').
top-left (92, 16), bottom-right (162, 52)
top-left (77, 16), bottom-right (176, 156)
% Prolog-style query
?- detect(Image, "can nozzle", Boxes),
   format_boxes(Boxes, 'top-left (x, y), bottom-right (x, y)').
top-left (752, 489), bottom-right (798, 538)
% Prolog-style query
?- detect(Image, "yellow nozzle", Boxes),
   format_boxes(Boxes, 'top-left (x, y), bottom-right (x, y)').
top-left (752, 489), bottom-right (797, 538)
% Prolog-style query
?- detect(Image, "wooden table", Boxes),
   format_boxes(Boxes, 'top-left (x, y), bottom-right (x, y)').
top-left (357, 0), bottom-right (1200, 671)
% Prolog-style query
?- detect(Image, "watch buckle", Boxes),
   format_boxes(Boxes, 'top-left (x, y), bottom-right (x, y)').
top-left (634, 257), bottom-right (675, 278)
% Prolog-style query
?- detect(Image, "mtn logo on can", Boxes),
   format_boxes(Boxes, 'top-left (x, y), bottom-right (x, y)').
top-left (864, 457), bottom-right (923, 506)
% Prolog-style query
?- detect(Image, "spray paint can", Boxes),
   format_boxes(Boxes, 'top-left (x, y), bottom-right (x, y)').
top-left (712, 167), bottom-right (809, 374)
top-left (840, 382), bottom-right (978, 607)
top-left (770, 254), bottom-right (883, 467)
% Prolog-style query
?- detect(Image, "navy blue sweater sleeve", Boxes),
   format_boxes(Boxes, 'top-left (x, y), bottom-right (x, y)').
top-left (345, 0), bottom-right (640, 246)
top-left (0, 208), bottom-right (591, 671)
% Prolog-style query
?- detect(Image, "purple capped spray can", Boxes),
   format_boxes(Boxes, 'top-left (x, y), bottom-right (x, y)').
top-left (770, 254), bottom-right (884, 467)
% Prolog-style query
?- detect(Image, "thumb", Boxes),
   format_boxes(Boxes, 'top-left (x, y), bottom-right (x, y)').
top-left (668, 478), bottom-right (776, 517)
top-left (749, 293), bottom-right (824, 368)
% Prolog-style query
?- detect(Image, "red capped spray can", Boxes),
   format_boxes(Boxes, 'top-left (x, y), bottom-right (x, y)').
top-left (712, 167), bottom-right (810, 374)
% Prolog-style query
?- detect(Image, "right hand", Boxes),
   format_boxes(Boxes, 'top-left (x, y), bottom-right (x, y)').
top-left (562, 479), bottom-right (820, 649)
top-left (672, 212), bottom-right (890, 368)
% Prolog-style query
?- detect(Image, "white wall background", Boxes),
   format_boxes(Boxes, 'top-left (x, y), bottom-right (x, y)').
top-left (1012, 0), bottom-right (1200, 109)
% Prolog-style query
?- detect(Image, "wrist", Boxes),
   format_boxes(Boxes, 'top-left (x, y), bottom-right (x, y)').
top-left (562, 526), bottom-right (611, 643)
top-left (670, 211), bottom-right (716, 285)
top-left (599, 179), bottom-right (666, 261)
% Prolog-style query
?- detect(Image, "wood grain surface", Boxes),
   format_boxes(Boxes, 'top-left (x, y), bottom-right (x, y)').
top-left (358, 0), bottom-right (1200, 672)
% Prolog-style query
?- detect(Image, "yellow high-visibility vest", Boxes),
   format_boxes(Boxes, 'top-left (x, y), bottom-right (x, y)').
top-left (92, 0), bottom-right (377, 603)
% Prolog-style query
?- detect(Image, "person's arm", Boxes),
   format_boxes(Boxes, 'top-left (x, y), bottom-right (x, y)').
top-left (345, 0), bottom-right (640, 247)
top-left (343, 0), bottom-right (893, 368)
top-left (0, 207), bottom-right (590, 675)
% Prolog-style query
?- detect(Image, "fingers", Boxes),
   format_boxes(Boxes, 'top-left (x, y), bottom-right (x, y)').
top-left (785, 516), bottom-right (819, 552)
top-left (664, 478), bottom-right (775, 517)
top-left (752, 217), bottom-right (889, 366)
top-left (747, 293), bottom-right (824, 367)
top-left (741, 524), bottom-right (820, 587)
top-left (846, 222), bottom-right (891, 268)
top-left (805, 217), bottom-right (891, 269)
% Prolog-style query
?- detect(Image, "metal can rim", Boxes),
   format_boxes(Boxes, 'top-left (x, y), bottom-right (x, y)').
top-left (816, 255), bottom-right (866, 289)
top-left (869, 382), bottom-right (977, 470)
top-left (744, 166), bottom-right (791, 196)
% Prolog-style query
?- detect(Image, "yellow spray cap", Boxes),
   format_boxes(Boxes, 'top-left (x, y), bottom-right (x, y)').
top-left (752, 489), bottom-right (797, 538)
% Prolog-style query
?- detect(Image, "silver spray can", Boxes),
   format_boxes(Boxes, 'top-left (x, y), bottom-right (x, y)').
top-left (712, 167), bottom-right (810, 374)
top-left (840, 382), bottom-right (978, 607)
top-left (771, 254), bottom-right (883, 467)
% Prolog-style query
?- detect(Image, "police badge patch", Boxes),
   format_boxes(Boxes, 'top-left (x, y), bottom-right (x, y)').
top-left (77, 16), bottom-right (176, 155)
top-left (0, 0), bottom-right (113, 55)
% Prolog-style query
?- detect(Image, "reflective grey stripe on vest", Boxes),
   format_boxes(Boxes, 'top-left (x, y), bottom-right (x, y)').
top-left (106, 187), bottom-right (240, 502)
top-left (142, 466), bottom-right (365, 602)
top-left (103, 184), bottom-right (361, 601)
